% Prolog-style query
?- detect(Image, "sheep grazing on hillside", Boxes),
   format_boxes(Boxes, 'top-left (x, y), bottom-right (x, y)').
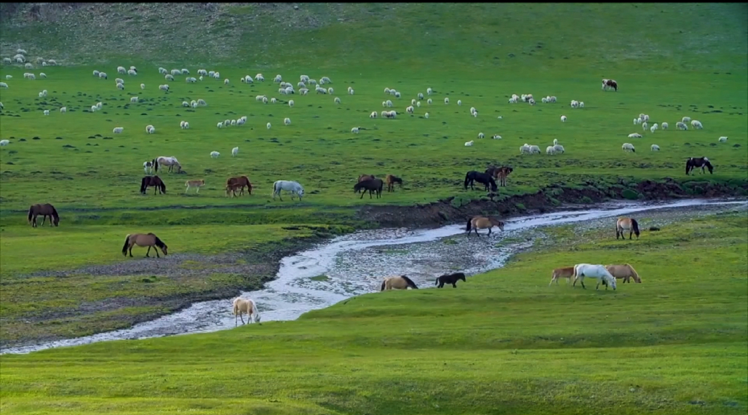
top-left (130, 96), bottom-right (138, 103)
top-left (288, 100), bottom-right (295, 107)
top-left (273, 74), bottom-right (282, 83)
top-left (676, 122), bottom-right (688, 130)
top-left (128, 69), bottom-right (137, 76)
top-left (210, 151), bottom-right (220, 159)
top-left (113, 127), bottom-right (124, 133)
top-left (43, 110), bottom-right (49, 116)
top-left (681, 116), bottom-right (691, 123)
top-left (0, 140), bottom-right (9, 146)
top-left (570, 100), bottom-right (579, 108)
top-left (145, 125), bottom-right (155, 134)
top-left (267, 122), bottom-right (272, 129)
top-left (520, 144), bottom-right (530, 154)
top-left (256, 74), bottom-right (265, 82)
top-left (718, 136), bottom-right (727, 143)
top-left (628, 133), bottom-right (642, 139)
top-left (334, 97), bottom-right (341, 104)
top-left (406, 106), bottom-right (414, 114)
top-left (370, 111), bottom-right (378, 119)
top-left (60, 107), bottom-right (66, 113)
top-left (650, 125), bottom-right (657, 133)
top-left (0, 82), bottom-right (8, 88)
top-left (661, 122), bottom-right (668, 130)
top-left (457, 100), bottom-right (462, 106)
top-left (224, 79), bottom-right (230, 85)
top-left (579, 101), bottom-right (584, 108)
top-left (425, 112), bottom-right (429, 119)
top-left (159, 84), bottom-right (169, 91)
top-left (351, 127), bottom-right (359, 134)
top-left (691, 120), bottom-right (703, 129)
top-left (642, 122), bottom-right (648, 131)
top-left (283, 118), bottom-right (291, 126)
top-left (492, 135), bottom-right (502, 140)
top-left (546, 146), bottom-right (556, 155)
top-left (217, 122), bottom-right (224, 129)
top-left (444, 97), bottom-right (450, 104)
top-left (117, 66), bottom-right (126, 74)
top-left (270, 98), bottom-right (277, 104)
top-left (561, 115), bottom-right (567, 122)
top-left (651, 144), bottom-right (660, 151)
top-left (427, 98), bottom-right (432, 105)
top-left (622, 143), bottom-right (636, 152)
top-left (39, 72), bottom-right (47, 78)
top-left (478, 132), bottom-right (485, 139)
top-left (180, 121), bottom-right (190, 129)
top-left (553, 144), bottom-right (565, 153)
top-left (464, 141), bottom-right (474, 147)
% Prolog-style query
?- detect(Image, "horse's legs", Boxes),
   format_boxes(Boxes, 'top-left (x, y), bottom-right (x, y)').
top-left (488, 227), bottom-right (492, 236)
top-left (154, 247), bottom-right (160, 258)
top-left (145, 246), bottom-right (151, 257)
top-left (240, 313), bottom-right (245, 325)
top-left (128, 245), bottom-right (134, 257)
top-left (452, 282), bottom-right (457, 288)
top-left (629, 231), bottom-right (633, 240)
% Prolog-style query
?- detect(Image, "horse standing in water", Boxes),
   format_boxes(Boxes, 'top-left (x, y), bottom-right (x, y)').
top-left (27, 203), bottom-right (60, 227)
top-left (616, 217), bottom-right (640, 240)
top-left (685, 157), bottom-right (714, 175)
top-left (380, 275), bottom-right (419, 291)
top-left (466, 215), bottom-right (505, 237)
top-left (121, 233), bottom-right (168, 258)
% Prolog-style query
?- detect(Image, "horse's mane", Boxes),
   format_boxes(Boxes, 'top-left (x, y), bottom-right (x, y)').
top-left (400, 275), bottom-right (418, 289)
top-left (49, 205), bottom-right (59, 218)
top-left (148, 233), bottom-right (167, 249)
top-left (624, 263), bottom-right (639, 279)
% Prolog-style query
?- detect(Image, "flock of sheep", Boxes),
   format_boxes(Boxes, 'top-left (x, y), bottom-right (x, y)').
top-left (622, 113), bottom-right (725, 153)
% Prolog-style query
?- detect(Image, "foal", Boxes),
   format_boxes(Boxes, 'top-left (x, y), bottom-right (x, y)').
top-left (435, 272), bottom-right (466, 288)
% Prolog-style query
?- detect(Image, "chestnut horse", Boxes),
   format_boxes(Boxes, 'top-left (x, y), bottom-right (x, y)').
top-left (486, 166), bottom-right (513, 187)
top-left (226, 176), bottom-right (252, 197)
top-left (140, 176), bottom-right (166, 195)
top-left (385, 174), bottom-right (403, 192)
top-left (27, 203), bottom-right (60, 227)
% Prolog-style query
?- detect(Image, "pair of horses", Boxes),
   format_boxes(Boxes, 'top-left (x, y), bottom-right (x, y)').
top-left (141, 176), bottom-right (166, 194)
top-left (549, 264), bottom-right (641, 286)
top-left (27, 203), bottom-right (60, 227)
top-left (485, 165), bottom-right (513, 187)
top-left (122, 233), bottom-right (168, 258)
top-left (466, 215), bottom-right (505, 237)
top-left (354, 176), bottom-right (384, 199)
top-left (226, 175), bottom-right (252, 197)
top-left (356, 174), bottom-right (403, 193)
top-left (380, 272), bottom-right (468, 291)
top-left (685, 157), bottom-right (714, 175)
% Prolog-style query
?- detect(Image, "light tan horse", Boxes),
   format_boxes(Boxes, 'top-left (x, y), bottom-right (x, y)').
top-left (232, 297), bottom-right (261, 326)
top-left (605, 264), bottom-right (642, 283)
top-left (466, 215), bottom-right (505, 237)
top-left (549, 266), bottom-right (574, 286)
top-left (185, 179), bottom-right (205, 194)
top-left (121, 233), bottom-right (168, 258)
top-left (380, 275), bottom-right (419, 291)
top-left (616, 217), bottom-right (640, 240)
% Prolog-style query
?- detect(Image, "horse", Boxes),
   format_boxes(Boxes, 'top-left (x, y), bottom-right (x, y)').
top-left (153, 156), bottom-right (182, 173)
top-left (602, 78), bottom-right (618, 91)
top-left (496, 166), bottom-right (513, 187)
top-left (272, 180), bottom-right (304, 201)
top-left (464, 171), bottom-right (498, 192)
top-left (353, 178), bottom-right (384, 199)
top-left (616, 217), bottom-right (640, 240)
top-left (572, 263), bottom-right (617, 290)
top-left (386, 174), bottom-right (403, 192)
top-left (380, 275), bottom-right (419, 291)
top-left (548, 266), bottom-right (574, 286)
top-left (466, 215), bottom-right (505, 237)
top-left (121, 233), bottom-right (168, 258)
top-left (685, 157), bottom-right (714, 175)
top-left (232, 297), bottom-right (261, 326)
top-left (226, 176), bottom-right (252, 197)
top-left (140, 176), bottom-right (166, 195)
top-left (356, 174), bottom-right (376, 193)
top-left (435, 272), bottom-right (466, 288)
top-left (184, 179), bottom-right (205, 194)
top-left (27, 203), bottom-right (60, 227)
top-left (605, 264), bottom-right (642, 283)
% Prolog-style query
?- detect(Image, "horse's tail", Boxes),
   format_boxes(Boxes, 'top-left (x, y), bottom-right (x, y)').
top-left (122, 235), bottom-right (131, 256)
top-left (27, 206), bottom-right (34, 223)
top-left (271, 181), bottom-right (277, 197)
top-left (464, 172), bottom-right (470, 190)
top-left (435, 277), bottom-right (439, 286)
top-left (626, 263), bottom-right (641, 282)
top-left (153, 158), bottom-right (159, 172)
top-left (140, 177), bottom-right (147, 193)
top-left (466, 217), bottom-right (472, 232)
top-left (631, 218), bottom-right (640, 235)
top-left (685, 159), bottom-right (690, 175)
top-left (380, 279), bottom-right (386, 291)
top-left (401, 275), bottom-right (418, 289)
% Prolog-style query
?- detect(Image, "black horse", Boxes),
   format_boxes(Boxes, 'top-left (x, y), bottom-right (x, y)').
top-left (353, 178), bottom-right (384, 199)
top-left (464, 171), bottom-right (498, 192)
top-left (435, 272), bottom-right (467, 288)
top-left (140, 176), bottom-right (166, 195)
top-left (685, 157), bottom-right (714, 175)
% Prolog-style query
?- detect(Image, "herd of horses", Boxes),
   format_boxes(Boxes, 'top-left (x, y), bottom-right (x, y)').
top-left (464, 166), bottom-right (513, 192)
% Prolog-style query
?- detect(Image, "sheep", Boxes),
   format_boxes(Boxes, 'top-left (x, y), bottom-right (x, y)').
top-left (90, 105), bottom-right (98, 112)
top-left (165, 74), bottom-right (175, 81)
top-left (0, 82), bottom-right (7, 88)
top-left (98, 72), bottom-right (107, 79)
top-left (622, 143), bottom-right (636, 152)
top-left (628, 133), bottom-right (643, 138)
top-left (170, 69), bottom-right (181, 76)
top-left (528, 145), bottom-right (541, 154)
top-left (224, 79), bottom-right (230, 85)
top-left (230, 120), bottom-right (237, 126)
top-left (284, 117), bottom-right (291, 126)
top-left (394, 91), bottom-right (401, 98)
top-left (289, 100), bottom-right (295, 107)
top-left (465, 140), bottom-right (474, 147)
top-left (4, 75), bottom-right (11, 80)
top-left (718, 136), bottom-right (728, 143)
top-left (676, 122), bottom-right (688, 131)
top-left (210, 151), bottom-right (220, 158)
top-left (528, 98), bottom-right (536, 105)
top-left (444, 97), bottom-right (450, 104)
top-left (546, 146), bottom-right (557, 155)
top-left (370, 111), bottom-right (378, 119)
top-left (217, 122), bottom-right (224, 129)
top-left (478, 132), bottom-right (485, 139)
top-left (472, 111), bottom-right (478, 117)
top-left (43, 110), bottom-right (49, 116)
top-left (492, 135), bottom-right (502, 140)
top-left (2, 57), bottom-right (10, 64)
top-left (633, 118), bottom-right (639, 125)
top-left (0, 139), bottom-right (9, 146)
top-left (427, 98), bottom-right (432, 105)
top-left (570, 100), bottom-right (579, 108)
top-left (270, 98), bottom-right (277, 104)
top-left (327, 87), bottom-right (334, 95)
top-left (39, 72), bottom-right (46, 78)
top-left (691, 120), bottom-right (703, 129)
top-left (320, 76), bottom-right (332, 84)
top-left (38, 90), bottom-right (47, 98)
top-left (130, 96), bottom-right (138, 103)
top-left (159, 67), bottom-right (167, 74)
top-left (24, 73), bottom-right (36, 80)
top-left (457, 100), bottom-right (462, 106)
top-left (348, 87), bottom-right (354, 95)
top-left (553, 139), bottom-right (559, 146)
top-left (549, 96), bottom-right (557, 103)
top-left (386, 100), bottom-right (393, 108)
top-left (117, 66), bottom-right (126, 74)
top-left (382, 110), bottom-right (397, 119)
top-left (651, 144), bottom-right (660, 151)
top-left (406, 106), bottom-right (414, 114)
top-left (651, 123), bottom-right (659, 130)
top-left (300, 75), bottom-right (310, 83)
top-left (180, 121), bottom-right (190, 129)
top-left (681, 116), bottom-right (691, 123)
top-left (579, 101), bottom-right (585, 108)
top-left (642, 122), bottom-right (648, 131)
top-left (128, 69), bottom-right (137, 76)
top-left (417, 92), bottom-right (424, 100)
top-left (334, 97), bottom-right (341, 104)
top-left (650, 125), bottom-right (657, 133)
top-left (299, 88), bottom-right (309, 95)
top-left (113, 127), bottom-right (124, 134)
top-left (159, 84), bottom-right (169, 91)
top-left (182, 101), bottom-right (190, 107)
top-left (425, 112), bottom-right (429, 119)
top-left (116, 83), bottom-right (125, 91)
top-left (411, 99), bottom-right (417, 106)
top-left (146, 125), bottom-right (155, 134)
top-left (470, 106), bottom-right (477, 114)
top-left (48, 60), bottom-right (57, 65)
top-left (262, 97), bottom-right (268, 104)
top-left (384, 87), bottom-right (391, 94)
top-left (273, 74), bottom-right (282, 83)
top-left (231, 147), bottom-right (239, 157)
top-left (520, 144), bottom-right (530, 154)
top-left (316, 86), bottom-right (328, 94)
top-left (60, 107), bottom-right (66, 113)
top-left (542, 97), bottom-right (548, 104)
top-left (561, 115), bottom-right (567, 122)
top-left (553, 144), bottom-right (565, 153)
top-left (256, 74), bottom-right (265, 82)
top-left (96, 102), bottom-right (103, 110)
top-left (13, 54), bottom-right (25, 63)
top-left (351, 127), bottom-right (360, 134)
top-left (416, 101), bottom-right (421, 108)
top-left (186, 77), bottom-right (197, 83)
top-left (661, 122), bottom-right (668, 130)
top-left (267, 122), bottom-right (272, 129)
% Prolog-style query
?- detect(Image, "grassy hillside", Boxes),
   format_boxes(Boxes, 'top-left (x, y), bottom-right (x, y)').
top-left (1, 209), bottom-right (745, 414)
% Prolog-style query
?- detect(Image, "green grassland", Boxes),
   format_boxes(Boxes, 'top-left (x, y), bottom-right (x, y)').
top-left (1, 209), bottom-right (745, 415)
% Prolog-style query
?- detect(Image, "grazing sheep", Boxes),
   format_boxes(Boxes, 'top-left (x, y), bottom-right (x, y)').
top-left (642, 122), bottom-right (648, 131)
top-left (394, 91), bottom-right (401, 98)
top-left (579, 101), bottom-right (584, 108)
top-left (270, 98), bottom-right (277, 104)
top-left (561, 115), bottom-right (567, 122)
top-left (5, 75), bottom-right (11, 80)
top-left (130, 96), bottom-right (138, 103)
top-left (650, 125), bottom-right (657, 133)
top-left (182, 101), bottom-right (190, 107)
top-left (651, 144), bottom-right (660, 151)
top-left (96, 102), bottom-right (103, 110)
top-left (661, 122), bottom-right (668, 130)
top-left (217, 122), bottom-right (224, 129)
top-left (320, 76), bottom-right (332, 84)
top-left (284, 117), bottom-right (291, 125)
top-left (267, 122), bottom-right (272, 129)
top-left (676, 122), bottom-right (688, 130)
top-left (210, 151), bottom-right (220, 158)
top-left (427, 98), bottom-right (432, 105)
top-left (570, 100), bottom-right (579, 108)
top-left (90, 105), bottom-right (98, 112)
top-left (146, 125), bottom-right (155, 134)
top-left (718, 136), bottom-right (728, 143)
top-left (465, 140), bottom-right (474, 147)
top-left (546, 146), bottom-right (557, 155)
top-left (334, 97), bottom-right (341, 104)
top-left (528, 98), bottom-right (536, 105)
top-left (553, 144), bottom-right (565, 153)
top-left (457, 100), bottom-right (462, 106)
top-left (273, 75), bottom-right (282, 83)
top-left (0, 82), bottom-right (8, 88)
top-left (411, 99), bottom-right (417, 106)
top-left (159, 84), bottom-right (169, 91)
top-left (622, 143), bottom-right (636, 152)
top-left (553, 139), bottom-right (559, 146)
top-left (43, 110), bottom-right (49, 116)
top-left (287, 99), bottom-right (295, 107)
top-left (478, 132), bottom-right (485, 139)
top-left (159, 67), bottom-right (167, 74)
top-left (691, 120), bottom-right (703, 129)
top-left (351, 127), bottom-right (359, 134)
top-left (416, 101), bottom-right (421, 108)
top-left (444, 97), bottom-right (450, 104)
top-left (180, 121), bottom-right (190, 129)
top-left (113, 127), bottom-right (124, 133)
top-left (256, 74), bottom-right (265, 82)
top-left (348, 87), bottom-right (354, 95)
top-left (98, 72), bottom-right (107, 79)
top-left (370, 111), bottom-right (378, 118)
top-left (224, 79), bottom-right (230, 85)
top-left (117, 66), bottom-right (126, 74)
top-left (382, 110), bottom-right (397, 119)
top-left (128, 69), bottom-right (137, 76)
top-left (425, 112), bottom-right (429, 119)
top-left (682, 116), bottom-right (691, 123)
top-left (327, 87), bottom-right (334, 94)
top-left (386, 100), bottom-right (393, 108)
top-left (417, 92), bottom-right (424, 100)
top-left (60, 107), bottom-right (66, 113)
top-left (0, 139), bottom-right (9, 146)
top-left (232, 147), bottom-right (239, 157)
top-left (520, 144), bottom-right (530, 154)
top-left (492, 135), bottom-right (502, 140)
top-left (528, 145), bottom-right (541, 154)
top-left (39, 72), bottom-right (46, 79)
top-left (628, 133), bottom-right (643, 138)
top-left (406, 106), bottom-right (414, 114)
top-left (170, 69), bottom-right (181, 76)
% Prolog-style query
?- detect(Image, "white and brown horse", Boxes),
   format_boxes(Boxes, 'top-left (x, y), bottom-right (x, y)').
top-left (616, 217), bottom-right (640, 240)
top-left (602, 78), bottom-right (618, 91)
top-left (466, 215), bottom-right (505, 237)
top-left (380, 275), bottom-right (419, 291)
top-left (685, 157), bottom-right (714, 175)
top-left (606, 264), bottom-right (642, 283)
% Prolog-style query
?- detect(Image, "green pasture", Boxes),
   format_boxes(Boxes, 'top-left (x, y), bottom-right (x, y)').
top-left (1, 209), bottom-right (745, 414)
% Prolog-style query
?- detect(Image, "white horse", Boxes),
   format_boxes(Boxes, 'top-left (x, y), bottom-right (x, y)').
top-left (572, 263), bottom-right (617, 290)
top-left (272, 180), bottom-right (304, 201)
top-left (232, 297), bottom-right (261, 326)
top-left (154, 156), bottom-right (181, 173)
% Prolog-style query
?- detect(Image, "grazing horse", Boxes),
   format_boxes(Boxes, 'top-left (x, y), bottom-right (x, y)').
top-left (380, 275), bottom-right (419, 291)
top-left (605, 264), bottom-right (642, 283)
top-left (548, 266), bottom-right (574, 286)
top-left (685, 157), bottom-right (714, 175)
top-left (496, 166), bottom-right (513, 187)
top-left (616, 217), bottom-right (640, 240)
top-left (435, 272), bottom-right (466, 288)
top-left (464, 171), bottom-right (498, 192)
top-left (353, 178), bottom-right (384, 199)
top-left (27, 203), bottom-right (60, 227)
top-left (386, 174), bottom-right (403, 192)
top-left (572, 263), bottom-right (617, 290)
top-left (232, 297), bottom-right (261, 326)
top-left (121, 233), bottom-right (168, 258)
top-left (466, 215), bottom-right (505, 237)
top-left (272, 180), bottom-right (305, 201)
top-left (356, 174), bottom-right (376, 193)
top-left (602, 78), bottom-right (618, 91)
top-left (153, 156), bottom-right (182, 173)
top-left (226, 175), bottom-right (252, 197)
top-left (140, 175), bottom-right (166, 195)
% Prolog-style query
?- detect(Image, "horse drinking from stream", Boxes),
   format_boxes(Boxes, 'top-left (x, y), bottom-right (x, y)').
top-left (466, 215), bottom-right (505, 237)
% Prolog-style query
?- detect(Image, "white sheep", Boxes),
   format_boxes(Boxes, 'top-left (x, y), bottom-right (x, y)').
top-left (98, 72), bottom-right (107, 79)
top-left (210, 151), bottom-right (220, 158)
top-left (642, 122), bottom-right (648, 131)
top-left (546, 146), bottom-right (556, 155)
top-left (267, 122), bottom-right (272, 129)
top-left (334, 97), bottom-right (341, 104)
top-left (427, 98), bottom-right (432, 105)
top-left (411, 99), bottom-right (417, 106)
top-left (351, 127), bottom-right (359, 134)
top-left (650, 125), bottom-right (657, 133)
top-left (561, 115), bottom-right (567, 122)
top-left (628, 133), bottom-right (643, 138)
top-left (386, 100), bottom-right (393, 108)
top-left (682, 116), bottom-right (691, 123)
top-left (165, 74), bottom-right (174, 81)
top-left (464, 141), bottom-right (474, 147)
top-left (232, 147), bottom-right (239, 157)
top-left (691, 120), bottom-right (703, 129)
top-left (159, 84), bottom-right (169, 91)
top-left (718, 136), bottom-right (728, 143)
top-left (520, 144), bottom-right (530, 154)
top-left (146, 125), bottom-right (155, 134)
top-left (416, 101), bottom-right (421, 108)
top-left (288, 100), bottom-right (295, 108)
top-left (394, 91), bottom-right (401, 98)
top-left (270, 98), bottom-right (277, 104)
top-left (622, 143), bottom-right (636, 152)
top-left (651, 144), bottom-right (660, 151)
top-left (90, 105), bottom-right (98, 112)
top-left (0, 139), bottom-right (9, 146)
top-left (43, 110), bottom-right (49, 116)
top-left (113, 127), bottom-right (124, 133)
top-left (676, 122), bottom-right (688, 131)
top-left (117, 66), bottom-right (126, 74)
top-left (406, 106), bottom-right (414, 114)
top-left (274, 75), bottom-right (282, 83)
top-left (39, 72), bottom-right (46, 78)
top-left (579, 101), bottom-right (584, 108)
top-left (457, 100), bottom-right (462, 106)
top-left (159, 67), bottom-right (167, 74)
top-left (224, 79), bottom-right (230, 85)
top-left (425, 112), bottom-right (429, 119)
top-left (0, 82), bottom-right (8, 88)
top-left (528, 98), bottom-right (536, 105)
top-left (96, 102), bottom-right (103, 110)
top-left (370, 111), bottom-right (378, 119)
top-left (284, 117), bottom-right (291, 125)
top-left (217, 122), bottom-right (224, 129)
top-left (553, 144), bottom-right (565, 153)
top-left (492, 135), bottom-right (502, 140)
top-left (528, 145), bottom-right (541, 154)
top-left (661, 122), bottom-right (668, 130)
top-left (553, 139), bottom-right (559, 146)
top-left (256, 74), bottom-right (265, 82)
top-left (478, 132), bottom-right (485, 139)
top-left (130, 96), bottom-right (138, 103)
top-left (60, 107), bottom-right (66, 113)
top-left (327, 87), bottom-right (334, 95)
top-left (444, 97), bottom-right (449, 104)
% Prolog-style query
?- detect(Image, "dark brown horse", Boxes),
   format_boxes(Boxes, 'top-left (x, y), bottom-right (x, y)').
top-left (685, 157), bottom-right (713, 175)
top-left (356, 174), bottom-right (376, 193)
top-left (140, 176), bottom-right (166, 195)
top-left (122, 233), bottom-right (168, 258)
top-left (27, 203), bottom-right (60, 227)
top-left (464, 171), bottom-right (497, 192)
top-left (435, 272), bottom-right (466, 288)
top-left (353, 178), bottom-right (384, 199)
top-left (226, 175), bottom-right (252, 197)
top-left (385, 174), bottom-right (403, 192)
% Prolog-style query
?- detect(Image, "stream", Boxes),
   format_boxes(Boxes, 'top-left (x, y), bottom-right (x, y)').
top-left (2, 198), bottom-right (745, 355)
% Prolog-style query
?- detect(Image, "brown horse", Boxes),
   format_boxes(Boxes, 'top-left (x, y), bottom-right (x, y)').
top-left (385, 174), bottom-right (403, 192)
top-left (466, 215), bottom-right (505, 237)
top-left (616, 217), bottom-right (640, 240)
top-left (121, 233), bottom-right (168, 258)
top-left (226, 176), bottom-right (252, 197)
top-left (380, 275), bottom-right (419, 291)
top-left (548, 266), bottom-right (574, 286)
top-left (496, 166), bottom-right (513, 187)
top-left (353, 178), bottom-right (384, 199)
top-left (140, 176), bottom-right (166, 195)
top-left (606, 264), bottom-right (642, 283)
top-left (27, 203), bottom-right (60, 227)
top-left (356, 174), bottom-right (376, 193)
